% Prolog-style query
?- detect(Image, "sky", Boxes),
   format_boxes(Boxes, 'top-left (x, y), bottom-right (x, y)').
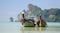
top-left (0, 0), bottom-right (60, 22)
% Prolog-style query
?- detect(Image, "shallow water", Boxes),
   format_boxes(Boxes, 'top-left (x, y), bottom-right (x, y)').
top-left (0, 22), bottom-right (60, 33)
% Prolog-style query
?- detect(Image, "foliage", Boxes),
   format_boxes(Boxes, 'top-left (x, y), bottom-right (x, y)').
top-left (18, 4), bottom-right (60, 22)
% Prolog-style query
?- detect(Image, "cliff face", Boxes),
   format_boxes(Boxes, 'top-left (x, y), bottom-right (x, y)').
top-left (44, 8), bottom-right (60, 22)
top-left (18, 4), bottom-right (60, 22)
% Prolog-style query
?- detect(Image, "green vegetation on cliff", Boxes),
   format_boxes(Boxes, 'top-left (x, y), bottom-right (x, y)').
top-left (18, 4), bottom-right (60, 22)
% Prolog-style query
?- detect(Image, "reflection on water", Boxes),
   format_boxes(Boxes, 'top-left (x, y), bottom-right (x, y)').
top-left (0, 22), bottom-right (60, 33)
top-left (20, 27), bottom-right (46, 31)
top-left (21, 27), bottom-right (43, 33)
top-left (20, 27), bottom-right (60, 33)
top-left (20, 22), bottom-right (60, 33)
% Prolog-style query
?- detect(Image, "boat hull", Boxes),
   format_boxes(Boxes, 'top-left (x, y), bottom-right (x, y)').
top-left (24, 21), bottom-right (35, 27)
top-left (22, 19), bottom-right (47, 27)
top-left (24, 21), bottom-right (47, 27)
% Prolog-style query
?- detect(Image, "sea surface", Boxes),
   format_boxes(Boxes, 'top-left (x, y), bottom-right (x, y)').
top-left (0, 22), bottom-right (60, 33)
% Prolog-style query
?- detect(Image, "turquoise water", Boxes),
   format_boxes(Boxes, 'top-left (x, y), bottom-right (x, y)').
top-left (0, 22), bottom-right (60, 33)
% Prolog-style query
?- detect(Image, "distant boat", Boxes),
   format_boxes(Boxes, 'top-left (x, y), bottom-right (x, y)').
top-left (21, 12), bottom-right (47, 27)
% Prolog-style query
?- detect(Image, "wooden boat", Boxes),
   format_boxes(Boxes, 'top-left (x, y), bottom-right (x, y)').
top-left (21, 12), bottom-right (47, 27)
top-left (22, 18), bottom-right (47, 27)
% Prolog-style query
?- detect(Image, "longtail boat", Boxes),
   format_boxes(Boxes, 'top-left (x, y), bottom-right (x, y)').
top-left (21, 12), bottom-right (47, 27)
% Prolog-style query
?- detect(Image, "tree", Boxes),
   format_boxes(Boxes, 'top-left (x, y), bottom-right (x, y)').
top-left (10, 17), bottom-right (14, 22)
